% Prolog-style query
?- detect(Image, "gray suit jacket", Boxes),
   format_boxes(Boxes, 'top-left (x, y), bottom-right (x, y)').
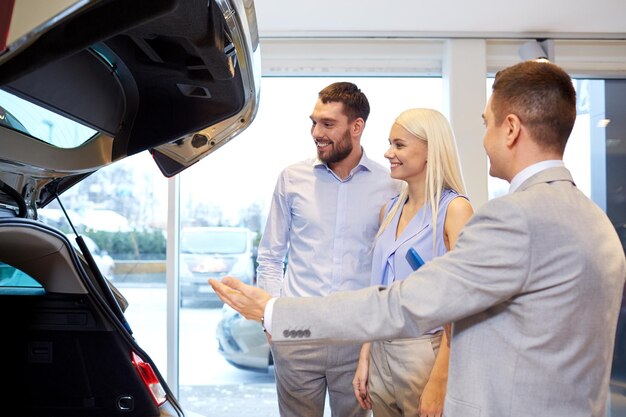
top-left (272, 167), bottom-right (626, 417)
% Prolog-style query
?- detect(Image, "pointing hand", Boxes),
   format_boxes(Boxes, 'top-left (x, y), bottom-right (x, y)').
top-left (209, 276), bottom-right (272, 322)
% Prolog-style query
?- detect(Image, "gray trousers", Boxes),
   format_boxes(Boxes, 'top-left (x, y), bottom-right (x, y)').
top-left (271, 341), bottom-right (370, 417)
top-left (368, 332), bottom-right (442, 417)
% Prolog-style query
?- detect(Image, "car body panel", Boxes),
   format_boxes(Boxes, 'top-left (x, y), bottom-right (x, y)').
top-left (216, 304), bottom-right (272, 372)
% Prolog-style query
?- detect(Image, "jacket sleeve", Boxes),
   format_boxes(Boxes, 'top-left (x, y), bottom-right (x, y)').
top-left (271, 196), bottom-right (532, 343)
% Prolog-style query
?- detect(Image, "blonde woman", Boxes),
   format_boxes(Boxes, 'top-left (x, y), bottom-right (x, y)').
top-left (352, 108), bottom-right (474, 417)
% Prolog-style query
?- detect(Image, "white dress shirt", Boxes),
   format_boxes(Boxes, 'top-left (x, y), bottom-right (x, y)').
top-left (508, 160), bottom-right (565, 194)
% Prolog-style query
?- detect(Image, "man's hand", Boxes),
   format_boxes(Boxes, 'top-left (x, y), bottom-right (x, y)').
top-left (209, 276), bottom-right (272, 322)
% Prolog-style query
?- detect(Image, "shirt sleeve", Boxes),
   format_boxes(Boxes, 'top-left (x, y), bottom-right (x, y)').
top-left (256, 170), bottom-right (291, 297)
top-left (263, 297), bottom-right (277, 334)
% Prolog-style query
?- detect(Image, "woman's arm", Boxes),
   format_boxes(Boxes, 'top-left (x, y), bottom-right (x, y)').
top-left (419, 196), bottom-right (473, 417)
top-left (443, 196), bottom-right (474, 251)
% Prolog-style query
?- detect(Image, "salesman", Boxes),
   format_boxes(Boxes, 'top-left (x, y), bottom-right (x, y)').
top-left (210, 60), bottom-right (626, 417)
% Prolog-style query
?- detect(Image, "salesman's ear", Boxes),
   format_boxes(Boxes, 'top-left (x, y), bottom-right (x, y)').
top-left (504, 114), bottom-right (522, 148)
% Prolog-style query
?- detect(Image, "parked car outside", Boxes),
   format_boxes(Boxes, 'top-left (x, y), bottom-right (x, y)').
top-left (0, 0), bottom-right (260, 415)
top-left (180, 226), bottom-right (256, 307)
top-left (215, 253), bottom-right (288, 371)
top-left (216, 304), bottom-right (272, 372)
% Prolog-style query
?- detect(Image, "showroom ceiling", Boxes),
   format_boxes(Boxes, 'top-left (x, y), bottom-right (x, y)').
top-left (255, 0), bottom-right (626, 39)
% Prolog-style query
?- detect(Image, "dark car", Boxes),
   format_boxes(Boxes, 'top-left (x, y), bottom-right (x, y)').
top-left (0, 0), bottom-right (260, 415)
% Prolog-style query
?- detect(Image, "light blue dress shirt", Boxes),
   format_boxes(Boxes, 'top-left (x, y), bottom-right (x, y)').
top-left (256, 150), bottom-right (399, 298)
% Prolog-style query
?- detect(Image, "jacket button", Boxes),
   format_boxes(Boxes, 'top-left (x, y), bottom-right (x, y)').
top-left (296, 330), bottom-right (304, 338)
top-left (283, 330), bottom-right (289, 338)
top-left (304, 330), bottom-right (311, 338)
top-left (289, 330), bottom-right (297, 338)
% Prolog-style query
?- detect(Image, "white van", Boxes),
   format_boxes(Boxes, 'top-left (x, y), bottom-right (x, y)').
top-left (179, 226), bottom-right (256, 307)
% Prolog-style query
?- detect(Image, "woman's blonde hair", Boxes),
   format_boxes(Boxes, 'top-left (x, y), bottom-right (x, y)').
top-left (377, 108), bottom-right (466, 250)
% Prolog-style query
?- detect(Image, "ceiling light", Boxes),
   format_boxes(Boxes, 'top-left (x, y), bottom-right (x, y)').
top-left (519, 39), bottom-right (554, 62)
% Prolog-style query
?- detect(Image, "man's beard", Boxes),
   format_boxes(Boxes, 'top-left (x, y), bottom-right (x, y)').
top-left (318, 130), bottom-right (353, 164)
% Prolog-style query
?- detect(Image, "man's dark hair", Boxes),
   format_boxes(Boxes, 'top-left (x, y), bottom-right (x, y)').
top-left (492, 61), bottom-right (576, 153)
top-left (318, 82), bottom-right (370, 122)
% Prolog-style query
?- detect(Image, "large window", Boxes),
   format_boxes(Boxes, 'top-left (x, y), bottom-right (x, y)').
top-left (604, 79), bottom-right (626, 417)
top-left (178, 77), bottom-right (443, 232)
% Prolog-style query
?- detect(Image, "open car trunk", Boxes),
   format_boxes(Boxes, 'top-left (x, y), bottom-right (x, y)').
top-left (0, 218), bottom-right (179, 416)
top-left (0, 2), bottom-right (260, 412)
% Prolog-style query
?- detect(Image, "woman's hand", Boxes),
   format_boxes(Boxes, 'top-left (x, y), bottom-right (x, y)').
top-left (418, 377), bottom-right (446, 417)
top-left (352, 347), bottom-right (372, 410)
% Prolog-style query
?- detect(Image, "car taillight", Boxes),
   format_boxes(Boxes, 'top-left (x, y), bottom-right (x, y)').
top-left (0, 0), bottom-right (15, 52)
top-left (131, 352), bottom-right (167, 406)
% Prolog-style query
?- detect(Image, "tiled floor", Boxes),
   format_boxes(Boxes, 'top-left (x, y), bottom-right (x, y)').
top-left (179, 380), bottom-right (337, 417)
top-left (180, 383), bottom-right (280, 417)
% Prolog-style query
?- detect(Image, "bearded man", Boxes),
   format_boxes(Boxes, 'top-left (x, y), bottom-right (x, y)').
top-left (255, 82), bottom-right (399, 417)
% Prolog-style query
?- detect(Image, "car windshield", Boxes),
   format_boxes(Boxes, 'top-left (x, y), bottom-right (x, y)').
top-left (181, 229), bottom-right (248, 255)
top-left (0, 262), bottom-right (45, 295)
top-left (0, 89), bottom-right (96, 148)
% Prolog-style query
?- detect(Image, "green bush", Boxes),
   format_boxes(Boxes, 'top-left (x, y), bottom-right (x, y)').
top-left (84, 230), bottom-right (166, 260)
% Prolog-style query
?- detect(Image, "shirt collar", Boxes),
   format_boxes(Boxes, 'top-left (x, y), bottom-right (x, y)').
top-left (508, 160), bottom-right (565, 194)
top-left (313, 147), bottom-right (373, 175)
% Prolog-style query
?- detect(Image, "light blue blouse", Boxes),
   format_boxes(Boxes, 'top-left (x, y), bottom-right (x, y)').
top-left (371, 188), bottom-right (464, 287)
